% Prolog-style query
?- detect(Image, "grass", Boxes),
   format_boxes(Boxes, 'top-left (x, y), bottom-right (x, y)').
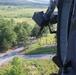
top-left (23, 59), bottom-right (58, 75)
top-left (0, 5), bottom-right (57, 28)
top-left (0, 58), bottom-right (59, 75)
top-left (25, 44), bottom-right (56, 55)
top-left (0, 6), bottom-right (46, 18)
top-left (5, 18), bottom-right (36, 27)
top-left (0, 5), bottom-right (46, 27)
top-left (25, 34), bottom-right (57, 55)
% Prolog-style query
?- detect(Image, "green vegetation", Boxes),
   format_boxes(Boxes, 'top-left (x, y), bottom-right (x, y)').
top-left (0, 2), bottom-right (58, 75)
top-left (0, 19), bottom-right (17, 49)
top-left (25, 34), bottom-right (56, 55)
top-left (31, 24), bottom-right (39, 37)
top-left (25, 43), bottom-right (56, 55)
top-left (0, 19), bottom-right (32, 50)
top-left (0, 18), bottom-right (56, 54)
top-left (10, 18), bottom-right (36, 26)
top-left (0, 57), bottom-right (58, 75)
top-left (0, 6), bottom-right (46, 18)
top-left (14, 22), bottom-right (31, 44)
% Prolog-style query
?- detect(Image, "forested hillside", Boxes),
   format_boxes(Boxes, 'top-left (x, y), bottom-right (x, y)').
top-left (0, 0), bottom-right (49, 8)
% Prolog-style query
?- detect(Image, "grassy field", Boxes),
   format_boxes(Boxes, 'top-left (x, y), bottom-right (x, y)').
top-left (25, 34), bottom-right (57, 55)
top-left (0, 6), bottom-right (46, 18)
top-left (0, 5), bottom-right (46, 27)
top-left (6, 18), bottom-right (36, 27)
top-left (0, 5), bottom-right (57, 27)
top-left (0, 57), bottom-right (58, 75)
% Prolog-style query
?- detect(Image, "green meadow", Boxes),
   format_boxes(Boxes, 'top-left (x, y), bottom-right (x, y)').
top-left (0, 6), bottom-right (46, 18)
top-left (25, 34), bottom-right (57, 55)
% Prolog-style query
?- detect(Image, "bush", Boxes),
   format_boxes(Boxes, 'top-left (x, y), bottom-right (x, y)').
top-left (10, 57), bottom-right (27, 75)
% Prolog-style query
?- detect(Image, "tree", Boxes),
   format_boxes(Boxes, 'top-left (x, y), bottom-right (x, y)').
top-left (5, 57), bottom-right (28, 75)
top-left (31, 24), bottom-right (39, 37)
top-left (14, 22), bottom-right (29, 44)
top-left (21, 21), bottom-right (32, 36)
top-left (10, 57), bottom-right (25, 75)
top-left (0, 19), bottom-right (17, 49)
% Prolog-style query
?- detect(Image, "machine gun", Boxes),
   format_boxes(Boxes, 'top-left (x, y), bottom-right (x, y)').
top-left (32, 0), bottom-right (76, 75)
top-left (33, 0), bottom-right (57, 38)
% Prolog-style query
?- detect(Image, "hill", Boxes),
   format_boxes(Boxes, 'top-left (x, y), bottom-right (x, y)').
top-left (0, 0), bottom-right (49, 8)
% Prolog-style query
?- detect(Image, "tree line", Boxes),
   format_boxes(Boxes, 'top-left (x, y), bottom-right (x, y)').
top-left (0, 19), bottom-right (39, 50)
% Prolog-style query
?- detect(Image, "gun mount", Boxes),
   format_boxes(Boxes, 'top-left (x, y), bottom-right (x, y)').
top-left (32, 0), bottom-right (76, 75)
